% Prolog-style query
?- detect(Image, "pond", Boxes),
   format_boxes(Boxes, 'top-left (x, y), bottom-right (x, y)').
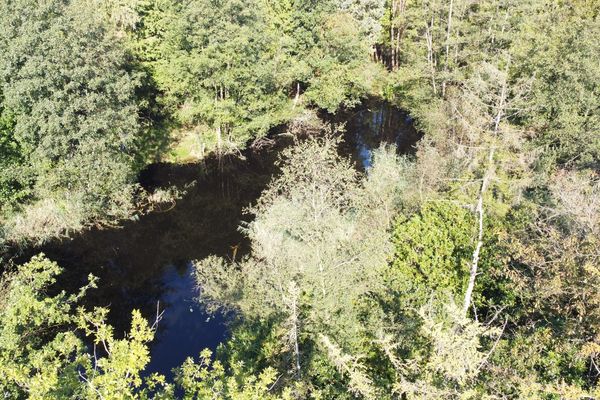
top-left (20, 100), bottom-right (420, 379)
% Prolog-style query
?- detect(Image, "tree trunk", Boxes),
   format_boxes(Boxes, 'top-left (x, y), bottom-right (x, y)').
top-left (445, 0), bottom-right (454, 65)
top-left (462, 146), bottom-right (494, 316)
top-left (442, 0), bottom-right (454, 97)
top-left (293, 82), bottom-right (300, 108)
top-left (390, 1), bottom-right (396, 70)
top-left (395, 29), bottom-right (401, 68)
top-left (463, 73), bottom-right (508, 316)
top-left (425, 16), bottom-right (437, 95)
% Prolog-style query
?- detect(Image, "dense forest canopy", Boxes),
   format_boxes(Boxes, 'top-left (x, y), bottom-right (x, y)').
top-left (0, 0), bottom-right (599, 398)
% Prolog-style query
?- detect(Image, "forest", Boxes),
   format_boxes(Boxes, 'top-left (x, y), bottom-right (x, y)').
top-left (0, 0), bottom-right (599, 398)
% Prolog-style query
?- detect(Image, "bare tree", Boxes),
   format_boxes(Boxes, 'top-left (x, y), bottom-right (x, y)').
top-left (462, 62), bottom-right (509, 316)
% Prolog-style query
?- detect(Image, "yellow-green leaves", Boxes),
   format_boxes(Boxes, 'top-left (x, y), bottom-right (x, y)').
top-left (77, 309), bottom-right (158, 399)
top-left (175, 349), bottom-right (290, 400)
top-left (0, 255), bottom-right (86, 398)
top-left (0, 255), bottom-right (168, 399)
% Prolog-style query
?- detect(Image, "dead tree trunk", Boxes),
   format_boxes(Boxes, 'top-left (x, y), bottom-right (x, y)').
top-left (463, 74), bottom-right (508, 316)
top-left (445, 0), bottom-right (454, 65)
top-left (425, 15), bottom-right (437, 95)
top-left (293, 82), bottom-right (300, 108)
top-left (462, 146), bottom-right (494, 316)
top-left (442, 0), bottom-right (454, 97)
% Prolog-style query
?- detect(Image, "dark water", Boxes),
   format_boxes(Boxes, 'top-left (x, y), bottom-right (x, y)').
top-left (15, 100), bottom-right (419, 378)
top-left (340, 100), bottom-right (419, 168)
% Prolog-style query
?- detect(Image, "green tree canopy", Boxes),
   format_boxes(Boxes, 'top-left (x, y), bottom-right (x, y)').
top-left (0, 0), bottom-right (142, 243)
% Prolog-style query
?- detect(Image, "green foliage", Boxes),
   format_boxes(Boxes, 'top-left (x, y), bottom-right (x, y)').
top-left (0, 0), bottom-right (599, 397)
top-left (390, 202), bottom-right (475, 305)
top-left (0, 256), bottom-right (302, 399)
top-left (375, 0), bottom-right (599, 397)
top-left (0, 0), bottom-right (143, 243)
top-left (383, 0), bottom-right (600, 172)
top-left (195, 136), bottom-right (407, 391)
top-left (175, 349), bottom-right (291, 399)
top-left (0, 106), bottom-right (30, 210)
top-left (131, 0), bottom-right (381, 151)
top-left (141, 0), bottom-right (294, 149)
top-left (391, 301), bottom-right (500, 399)
top-left (0, 255), bottom-right (170, 399)
top-left (511, 0), bottom-right (600, 169)
top-left (302, 11), bottom-right (380, 112)
top-left (338, 0), bottom-right (386, 43)
top-left (0, 255), bottom-right (91, 399)
top-left (76, 308), bottom-right (165, 399)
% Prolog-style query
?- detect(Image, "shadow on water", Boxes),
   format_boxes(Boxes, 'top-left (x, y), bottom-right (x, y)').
top-left (336, 98), bottom-right (421, 169)
top-left (26, 143), bottom-right (288, 379)
top-left (13, 100), bottom-right (420, 379)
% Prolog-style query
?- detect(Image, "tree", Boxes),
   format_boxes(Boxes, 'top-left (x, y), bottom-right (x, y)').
top-left (0, 98), bottom-right (30, 211)
top-left (132, 0), bottom-right (383, 154)
top-left (0, 255), bottom-right (91, 398)
top-left (0, 255), bottom-right (168, 399)
top-left (195, 136), bottom-right (407, 389)
top-left (389, 202), bottom-right (475, 307)
top-left (323, 300), bottom-right (501, 399)
top-left (511, 0), bottom-right (600, 170)
top-left (382, 1), bottom-right (600, 396)
top-left (1, 254), bottom-right (297, 399)
top-left (0, 0), bottom-right (143, 244)
top-left (303, 10), bottom-right (384, 112)
top-left (134, 0), bottom-right (293, 152)
top-left (338, 0), bottom-right (386, 45)
top-left (175, 349), bottom-right (291, 400)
